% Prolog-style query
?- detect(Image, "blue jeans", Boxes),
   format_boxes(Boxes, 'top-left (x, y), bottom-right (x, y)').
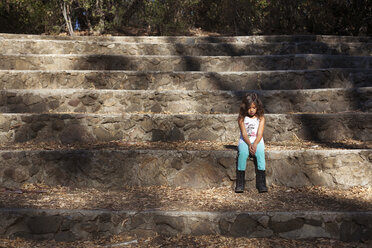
top-left (237, 141), bottom-right (265, 171)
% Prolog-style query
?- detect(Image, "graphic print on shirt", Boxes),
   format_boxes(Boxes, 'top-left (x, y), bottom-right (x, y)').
top-left (246, 123), bottom-right (257, 137)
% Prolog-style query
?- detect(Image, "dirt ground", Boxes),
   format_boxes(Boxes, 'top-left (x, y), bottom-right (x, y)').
top-left (1, 184), bottom-right (371, 212)
top-left (1, 235), bottom-right (371, 248)
top-left (0, 140), bottom-right (370, 151)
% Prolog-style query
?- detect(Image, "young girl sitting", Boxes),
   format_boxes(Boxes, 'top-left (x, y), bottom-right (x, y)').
top-left (235, 93), bottom-right (268, 193)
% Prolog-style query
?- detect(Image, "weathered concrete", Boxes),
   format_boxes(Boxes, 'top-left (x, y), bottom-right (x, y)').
top-left (0, 88), bottom-right (370, 114)
top-left (0, 149), bottom-right (371, 189)
top-left (0, 113), bottom-right (370, 144)
top-left (1, 69), bottom-right (370, 90)
top-left (1, 39), bottom-right (371, 56)
top-left (1, 54), bottom-right (370, 71)
top-left (0, 208), bottom-right (371, 241)
top-left (1, 33), bottom-right (371, 43)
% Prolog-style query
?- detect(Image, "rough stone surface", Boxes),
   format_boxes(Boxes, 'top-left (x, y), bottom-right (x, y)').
top-left (1, 54), bottom-right (370, 71)
top-left (2, 209), bottom-right (370, 241)
top-left (0, 113), bottom-right (370, 144)
top-left (0, 149), bottom-right (370, 189)
top-left (26, 216), bottom-right (63, 234)
top-left (1, 39), bottom-right (371, 56)
top-left (1, 69), bottom-right (370, 90)
top-left (1, 33), bottom-right (371, 43)
top-left (0, 88), bottom-right (370, 114)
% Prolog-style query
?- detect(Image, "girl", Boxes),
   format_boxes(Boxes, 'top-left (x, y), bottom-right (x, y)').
top-left (235, 93), bottom-right (268, 193)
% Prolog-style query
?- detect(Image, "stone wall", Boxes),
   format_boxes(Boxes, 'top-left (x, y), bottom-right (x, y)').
top-left (2, 39), bottom-right (371, 56)
top-left (0, 88), bottom-right (370, 114)
top-left (1, 70), bottom-right (370, 90)
top-left (1, 54), bottom-right (370, 71)
top-left (0, 113), bottom-right (370, 144)
top-left (0, 209), bottom-right (371, 241)
top-left (0, 149), bottom-right (370, 189)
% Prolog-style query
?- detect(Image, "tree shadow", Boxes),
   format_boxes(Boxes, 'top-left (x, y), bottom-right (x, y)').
top-left (295, 113), bottom-right (371, 145)
top-left (9, 114), bottom-right (96, 145)
top-left (75, 55), bottom-right (134, 70)
top-left (37, 150), bottom-right (94, 187)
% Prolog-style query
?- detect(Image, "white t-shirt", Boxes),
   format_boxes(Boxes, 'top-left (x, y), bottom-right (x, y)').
top-left (239, 116), bottom-right (264, 145)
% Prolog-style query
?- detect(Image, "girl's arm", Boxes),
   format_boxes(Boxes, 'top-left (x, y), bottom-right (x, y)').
top-left (253, 116), bottom-right (265, 146)
top-left (238, 118), bottom-right (251, 147)
top-left (250, 117), bottom-right (265, 155)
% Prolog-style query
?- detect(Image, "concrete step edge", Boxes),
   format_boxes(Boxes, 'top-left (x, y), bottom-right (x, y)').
top-left (3, 53), bottom-right (371, 58)
top-left (1, 68), bottom-right (371, 74)
top-left (1, 33), bottom-right (371, 42)
top-left (1, 112), bottom-right (370, 117)
top-left (1, 87), bottom-right (371, 94)
top-left (3, 38), bottom-right (371, 45)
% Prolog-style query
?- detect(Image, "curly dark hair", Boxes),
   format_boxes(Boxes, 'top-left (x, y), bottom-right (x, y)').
top-left (238, 93), bottom-right (264, 120)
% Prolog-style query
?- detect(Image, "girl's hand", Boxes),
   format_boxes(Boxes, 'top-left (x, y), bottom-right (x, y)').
top-left (249, 143), bottom-right (257, 155)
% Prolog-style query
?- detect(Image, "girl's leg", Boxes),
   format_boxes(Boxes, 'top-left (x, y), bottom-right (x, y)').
top-left (255, 141), bottom-right (268, 192)
top-left (255, 141), bottom-right (265, 171)
top-left (237, 142), bottom-right (249, 171)
top-left (236, 142), bottom-right (249, 193)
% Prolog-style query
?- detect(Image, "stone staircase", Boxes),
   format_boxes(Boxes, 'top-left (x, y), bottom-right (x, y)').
top-left (0, 34), bottom-right (371, 243)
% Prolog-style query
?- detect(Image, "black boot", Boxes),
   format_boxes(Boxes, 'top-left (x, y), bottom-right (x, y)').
top-left (257, 170), bottom-right (268, 193)
top-left (235, 170), bottom-right (245, 193)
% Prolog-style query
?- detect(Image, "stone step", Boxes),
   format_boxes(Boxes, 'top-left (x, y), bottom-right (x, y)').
top-left (1, 33), bottom-right (371, 43)
top-left (0, 112), bottom-right (371, 144)
top-left (0, 148), bottom-right (371, 189)
top-left (0, 88), bottom-right (370, 114)
top-left (2, 39), bottom-right (371, 56)
top-left (1, 69), bottom-right (371, 90)
top-left (1, 54), bottom-right (370, 71)
top-left (0, 185), bottom-right (371, 241)
top-left (0, 209), bottom-right (371, 242)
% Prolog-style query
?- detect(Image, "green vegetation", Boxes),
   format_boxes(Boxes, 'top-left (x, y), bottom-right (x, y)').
top-left (0, 0), bottom-right (371, 36)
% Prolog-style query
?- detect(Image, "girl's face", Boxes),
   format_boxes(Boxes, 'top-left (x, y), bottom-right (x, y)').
top-left (247, 103), bottom-right (257, 117)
